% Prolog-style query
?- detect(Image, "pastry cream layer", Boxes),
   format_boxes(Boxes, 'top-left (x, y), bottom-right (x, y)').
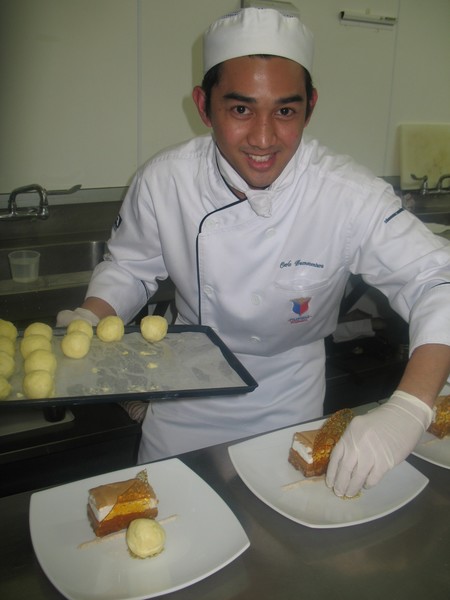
top-left (291, 430), bottom-right (317, 464)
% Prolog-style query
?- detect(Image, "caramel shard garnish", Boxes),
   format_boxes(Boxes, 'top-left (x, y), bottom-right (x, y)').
top-left (428, 395), bottom-right (450, 439)
top-left (312, 409), bottom-right (354, 474)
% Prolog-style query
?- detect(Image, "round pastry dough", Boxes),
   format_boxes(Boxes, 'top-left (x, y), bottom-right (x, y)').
top-left (0, 376), bottom-right (12, 400)
top-left (24, 349), bottom-right (57, 375)
top-left (0, 351), bottom-right (15, 379)
top-left (23, 322), bottom-right (53, 341)
top-left (67, 318), bottom-right (93, 339)
top-left (126, 518), bottom-right (166, 558)
top-left (0, 319), bottom-right (18, 341)
top-left (0, 336), bottom-right (15, 357)
top-left (20, 334), bottom-right (52, 359)
top-left (23, 370), bottom-right (54, 399)
top-left (61, 331), bottom-right (91, 359)
top-left (140, 315), bottom-right (168, 343)
top-left (96, 315), bottom-right (124, 342)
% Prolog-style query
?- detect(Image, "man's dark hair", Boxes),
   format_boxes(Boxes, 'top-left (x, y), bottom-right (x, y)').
top-left (201, 55), bottom-right (314, 120)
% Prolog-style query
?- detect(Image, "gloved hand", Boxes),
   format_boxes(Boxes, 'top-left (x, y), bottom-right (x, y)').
top-left (56, 307), bottom-right (100, 328)
top-left (326, 391), bottom-right (433, 498)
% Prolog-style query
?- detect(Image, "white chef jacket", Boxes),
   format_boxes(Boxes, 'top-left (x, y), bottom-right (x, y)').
top-left (87, 134), bottom-right (450, 462)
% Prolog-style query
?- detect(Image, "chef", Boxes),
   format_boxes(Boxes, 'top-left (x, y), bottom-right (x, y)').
top-left (57, 8), bottom-right (450, 497)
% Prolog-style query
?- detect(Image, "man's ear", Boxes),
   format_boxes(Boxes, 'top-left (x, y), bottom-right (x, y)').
top-left (305, 87), bottom-right (318, 126)
top-left (192, 86), bottom-right (212, 128)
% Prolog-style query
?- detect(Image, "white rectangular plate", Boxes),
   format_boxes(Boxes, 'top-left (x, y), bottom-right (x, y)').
top-left (412, 383), bottom-right (450, 469)
top-left (229, 420), bottom-right (428, 528)
top-left (30, 459), bottom-right (249, 599)
top-left (412, 432), bottom-right (450, 469)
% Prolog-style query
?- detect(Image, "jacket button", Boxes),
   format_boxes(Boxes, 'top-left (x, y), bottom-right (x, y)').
top-left (204, 285), bottom-right (213, 296)
top-left (204, 219), bottom-right (219, 231)
top-left (250, 335), bottom-right (261, 343)
top-left (251, 293), bottom-right (262, 305)
top-left (265, 227), bottom-right (276, 237)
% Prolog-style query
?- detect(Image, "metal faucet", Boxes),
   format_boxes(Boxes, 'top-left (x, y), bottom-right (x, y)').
top-left (0, 184), bottom-right (49, 221)
top-left (0, 183), bottom-right (82, 221)
top-left (410, 173), bottom-right (450, 196)
top-left (411, 173), bottom-right (429, 195)
top-left (436, 174), bottom-right (450, 193)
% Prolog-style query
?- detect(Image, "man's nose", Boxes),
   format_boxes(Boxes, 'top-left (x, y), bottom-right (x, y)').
top-left (248, 115), bottom-right (276, 148)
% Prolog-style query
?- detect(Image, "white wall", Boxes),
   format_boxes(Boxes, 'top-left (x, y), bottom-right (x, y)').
top-left (1, 0), bottom-right (449, 194)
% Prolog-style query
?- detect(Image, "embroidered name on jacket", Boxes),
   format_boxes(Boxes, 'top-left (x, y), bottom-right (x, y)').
top-left (280, 259), bottom-right (324, 269)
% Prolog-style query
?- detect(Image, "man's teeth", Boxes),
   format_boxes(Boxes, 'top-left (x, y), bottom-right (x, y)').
top-left (249, 154), bottom-right (271, 162)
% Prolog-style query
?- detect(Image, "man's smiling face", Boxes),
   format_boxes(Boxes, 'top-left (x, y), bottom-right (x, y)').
top-left (193, 55), bottom-right (317, 190)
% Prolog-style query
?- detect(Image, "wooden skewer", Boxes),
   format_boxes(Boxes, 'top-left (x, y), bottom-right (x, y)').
top-left (78, 530), bottom-right (124, 549)
top-left (158, 514), bottom-right (178, 525)
top-left (281, 476), bottom-right (325, 491)
top-left (281, 477), bottom-right (362, 500)
top-left (78, 514), bottom-right (178, 549)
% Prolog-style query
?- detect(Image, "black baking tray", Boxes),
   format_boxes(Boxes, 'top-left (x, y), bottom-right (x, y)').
top-left (1, 325), bottom-right (258, 408)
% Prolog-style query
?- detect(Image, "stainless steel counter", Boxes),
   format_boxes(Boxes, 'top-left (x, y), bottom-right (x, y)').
top-left (1, 426), bottom-right (449, 600)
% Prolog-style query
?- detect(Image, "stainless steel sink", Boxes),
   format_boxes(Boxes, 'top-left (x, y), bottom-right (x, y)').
top-left (411, 192), bottom-right (450, 225)
top-left (0, 239), bottom-right (106, 280)
top-left (0, 239), bottom-right (108, 326)
top-left (0, 238), bottom-right (175, 327)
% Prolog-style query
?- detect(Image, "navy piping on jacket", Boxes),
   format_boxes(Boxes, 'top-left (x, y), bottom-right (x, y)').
top-left (384, 207), bottom-right (404, 223)
top-left (196, 198), bottom-right (246, 324)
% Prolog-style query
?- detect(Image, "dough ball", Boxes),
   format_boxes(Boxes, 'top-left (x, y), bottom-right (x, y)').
top-left (23, 322), bottom-right (53, 341)
top-left (0, 319), bottom-right (18, 341)
top-left (61, 331), bottom-right (91, 359)
top-left (67, 318), bottom-right (93, 339)
top-left (0, 351), bottom-right (15, 379)
top-left (126, 518), bottom-right (166, 558)
top-left (0, 336), bottom-right (15, 357)
top-left (140, 315), bottom-right (168, 343)
top-left (23, 370), bottom-right (54, 399)
top-left (0, 376), bottom-right (12, 400)
top-left (96, 315), bottom-right (124, 342)
top-left (20, 334), bottom-right (52, 359)
top-left (24, 349), bottom-right (57, 376)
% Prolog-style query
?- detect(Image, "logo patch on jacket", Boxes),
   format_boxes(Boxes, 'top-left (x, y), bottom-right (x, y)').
top-left (289, 297), bottom-right (311, 323)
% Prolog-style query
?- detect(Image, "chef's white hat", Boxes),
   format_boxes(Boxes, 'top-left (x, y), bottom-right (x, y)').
top-left (203, 7), bottom-right (314, 75)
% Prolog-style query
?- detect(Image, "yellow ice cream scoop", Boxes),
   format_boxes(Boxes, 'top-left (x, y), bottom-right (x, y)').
top-left (126, 518), bottom-right (165, 558)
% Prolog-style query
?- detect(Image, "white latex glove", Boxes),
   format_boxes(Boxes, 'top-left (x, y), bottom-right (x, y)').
top-left (56, 307), bottom-right (100, 328)
top-left (326, 391), bottom-right (433, 498)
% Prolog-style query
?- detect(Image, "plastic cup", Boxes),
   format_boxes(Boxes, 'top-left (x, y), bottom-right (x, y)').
top-left (8, 250), bottom-right (40, 283)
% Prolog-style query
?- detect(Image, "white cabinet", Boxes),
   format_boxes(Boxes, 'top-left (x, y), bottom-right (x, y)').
top-left (0, 0), bottom-right (138, 193)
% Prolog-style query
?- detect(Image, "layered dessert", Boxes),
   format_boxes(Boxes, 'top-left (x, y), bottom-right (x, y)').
top-left (428, 395), bottom-right (450, 439)
top-left (87, 470), bottom-right (158, 537)
top-left (289, 408), bottom-right (354, 477)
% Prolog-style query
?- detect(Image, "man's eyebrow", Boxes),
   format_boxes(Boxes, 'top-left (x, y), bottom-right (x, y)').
top-left (223, 92), bottom-right (304, 104)
top-left (277, 94), bottom-right (304, 104)
top-left (223, 92), bottom-right (256, 103)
